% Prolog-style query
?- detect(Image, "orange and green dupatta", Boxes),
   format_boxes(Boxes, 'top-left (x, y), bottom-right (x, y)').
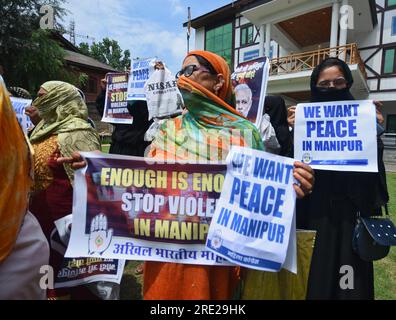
top-left (148, 76), bottom-right (264, 161)
top-left (144, 51), bottom-right (264, 300)
top-left (0, 80), bottom-right (33, 262)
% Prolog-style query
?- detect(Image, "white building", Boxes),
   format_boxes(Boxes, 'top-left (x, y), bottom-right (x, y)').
top-left (187, 0), bottom-right (396, 135)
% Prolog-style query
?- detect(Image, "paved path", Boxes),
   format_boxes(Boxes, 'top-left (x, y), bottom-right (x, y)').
top-left (385, 163), bottom-right (396, 173)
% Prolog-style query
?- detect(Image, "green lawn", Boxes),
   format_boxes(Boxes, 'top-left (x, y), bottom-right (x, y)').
top-left (101, 144), bottom-right (110, 154)
top-left (374, 172), bottom-right (396, 300)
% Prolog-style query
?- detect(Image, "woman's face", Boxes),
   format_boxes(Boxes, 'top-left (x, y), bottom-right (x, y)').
top-left (181, 56), bottom-right (220, 94)
top-left (316, 66), bottom-right (347, 89)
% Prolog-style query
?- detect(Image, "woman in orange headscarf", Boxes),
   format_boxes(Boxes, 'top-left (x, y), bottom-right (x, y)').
top-left (143, 51), bottom-right (314, 300)
top-left (60, 51), bottom-right (315, 300)
top-left (0, 76), bottom-right (49, 299)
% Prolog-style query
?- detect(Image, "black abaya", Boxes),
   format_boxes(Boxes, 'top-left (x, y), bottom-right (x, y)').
top-left (296, 58), bottom-right (389, 300)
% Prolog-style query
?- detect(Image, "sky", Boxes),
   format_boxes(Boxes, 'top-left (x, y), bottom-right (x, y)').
top-left (62, 0), bottom-right (232, 73)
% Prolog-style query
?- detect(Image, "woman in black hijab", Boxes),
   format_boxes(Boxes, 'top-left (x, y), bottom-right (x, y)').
top-left (297, 58), bottom-right (389, 300)
top-left (95, 84), bottom-right (152, 157)
top-left (264, 96), bottom-right (293, 157)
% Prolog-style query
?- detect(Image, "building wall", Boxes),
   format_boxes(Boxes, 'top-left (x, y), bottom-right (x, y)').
top-left (65, 64), bottom-right (113, 133)
top-left (195, 27), bottom-right (205, 51)
top-left (383, 8), bottom-right (396, 44)
top-left (194, 15), bottom-right (275, 69)
top-left (192, 0), bottom-right (396, 130)
top-left (357, 0), bottom-right (396, 133)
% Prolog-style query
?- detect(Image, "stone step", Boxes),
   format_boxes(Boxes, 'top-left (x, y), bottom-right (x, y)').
top-left (384, 148), bottom-right (396, 164)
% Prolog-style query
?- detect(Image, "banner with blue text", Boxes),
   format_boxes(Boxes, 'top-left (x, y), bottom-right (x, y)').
top-left (127, 58), bottom-right (157, 101)
top-left (294, 100), bottom-right (378, 172)
top-left (10, 97), bottom-right (33, 134)
top-left (206, 147), bottom-right (297, 272)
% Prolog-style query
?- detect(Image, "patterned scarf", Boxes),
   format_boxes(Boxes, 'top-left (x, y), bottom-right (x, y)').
top-left (30, 81), bottom-right (100, 182)
top-left (148, 51), bottom-right (264, 162)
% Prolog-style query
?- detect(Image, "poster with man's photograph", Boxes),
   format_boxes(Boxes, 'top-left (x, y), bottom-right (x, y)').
top-left (231, 57), bottom-right (269, 127)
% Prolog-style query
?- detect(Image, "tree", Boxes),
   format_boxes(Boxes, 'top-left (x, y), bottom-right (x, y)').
top-left (78, 42), bottom-right (91, 56)
top-left (0, 0), bottom-right (80, 94)
top-left (79, 38), bottom-right (131, 71)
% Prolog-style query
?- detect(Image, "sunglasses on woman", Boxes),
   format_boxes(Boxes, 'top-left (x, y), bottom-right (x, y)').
top-left (175, 64), bottom-right (211, 79)
top-left (317, 77), bottom-right (348, 88)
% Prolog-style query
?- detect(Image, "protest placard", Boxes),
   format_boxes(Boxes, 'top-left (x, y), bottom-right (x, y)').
top-left (65, 152), bottom-right (231, 266)
top-left (144, 67), bottom-right (183, 120)
top-left (102, 73), bottom-right (132, 124)
top-left (231, 57), bottom-right (270, 126)
top-left (55, 258), bottom-right (125, 288)
top-left (127, 58), bottom-right (157, 101)
top-left (10, 97), bottom-right (33, 134)
top-left (52, 214), bottom-right (124, 288)
top-left (206, 146), bottom-right (297, 272)
top-left (294, 100), bottom-right (378, 172)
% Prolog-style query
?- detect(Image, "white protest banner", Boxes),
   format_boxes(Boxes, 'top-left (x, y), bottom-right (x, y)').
top-left (294, 100), bottom-right (378, 172)
top-left (55, 258), bottom-right (125, 288)
top-left (10, 97), bottom-right (33, 134)
top-left (65, 152), bottom-right (232, 266)
top-left (206, 146), bottom-right (296, 272)
top-left (144, 67), bottom-right (183, 120)
top-left (102, 73), bottom-right (132, 124)
top-left (127, 58), bottom-right (157, 101)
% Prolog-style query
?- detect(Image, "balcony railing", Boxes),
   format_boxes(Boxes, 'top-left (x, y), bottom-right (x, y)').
top-left (270, 43), bottom-right (367, 79)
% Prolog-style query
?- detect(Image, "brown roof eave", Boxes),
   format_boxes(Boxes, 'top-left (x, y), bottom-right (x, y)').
top-left (64, 60), bottom-right (118, 73)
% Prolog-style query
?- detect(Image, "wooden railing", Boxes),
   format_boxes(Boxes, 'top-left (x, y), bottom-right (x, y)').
top-left (270, 43), bottom-right (367, 79)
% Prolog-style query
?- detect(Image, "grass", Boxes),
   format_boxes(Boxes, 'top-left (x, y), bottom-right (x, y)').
top-left (101, 144), bottom-right (110, 154)
top-left (374, 173), bottom-right (396, 300)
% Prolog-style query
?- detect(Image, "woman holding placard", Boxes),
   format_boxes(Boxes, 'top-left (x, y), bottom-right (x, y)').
top-left (60, 51), bottom-right (316, 300)
top-left (296, 58), bottom-right (389, 300)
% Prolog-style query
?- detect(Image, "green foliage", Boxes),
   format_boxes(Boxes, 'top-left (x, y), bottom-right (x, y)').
top-left (78, 42), bottom-right (91, 56)
top-left (0, 0), bottom-right (79, 94)
top-left (78, 72), bottom-right (89, 87)
top-left (78, 38), bottom-right (131, 71)
top-left (374, 173), bottom-right (396, 300)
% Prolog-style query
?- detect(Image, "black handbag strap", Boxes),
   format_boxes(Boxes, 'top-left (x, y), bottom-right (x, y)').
top-left (357, 203), bottom-right (390, 219)
top-left (384, 204), bottom-right (390, 216)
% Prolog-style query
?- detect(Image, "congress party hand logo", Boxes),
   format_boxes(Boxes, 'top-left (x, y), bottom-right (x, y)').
top-left (211, 230), bottom-right (223, 250)
top-left (88, 214), bottom-right (113, 255)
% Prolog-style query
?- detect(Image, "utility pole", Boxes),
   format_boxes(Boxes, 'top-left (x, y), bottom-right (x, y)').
top-left (187, 7), bottom-right (191, 54)
top-left (69, 20), bottom-right (76, 45)
top-left (66, 20), bottom-right (95, 45)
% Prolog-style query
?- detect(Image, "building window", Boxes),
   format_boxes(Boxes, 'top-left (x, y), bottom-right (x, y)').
top-left (392, 16), bottom-right (396, 36)
top-left (240, 24), bottom-right (254, 47)
top-left (386, 0), bottom-right (396, 8)
top-left (383, 47), bottom-right (396, 74)
top-left (387, 115), bottom-right (396, 133)
top-left (205, 22), bottom-right (233, 68)
top-left (87, 76), bottom-right (97, 94)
